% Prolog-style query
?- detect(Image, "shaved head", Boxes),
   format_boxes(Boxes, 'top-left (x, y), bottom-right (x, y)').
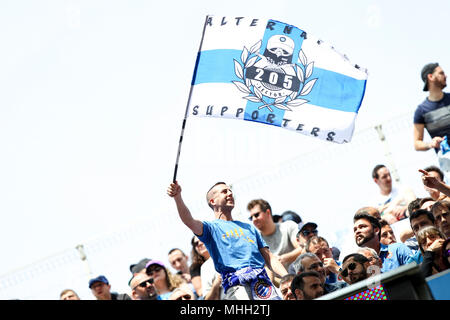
top-left (206, 182), bottom-right (227, 209)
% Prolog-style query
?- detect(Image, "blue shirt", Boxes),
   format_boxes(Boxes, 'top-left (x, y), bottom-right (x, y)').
top-left (197, 219), bottom-right (268, 274)
top-left (406, 250), bottom-right (423, 265)
top-left (379, 242), bottom-right (414, 273)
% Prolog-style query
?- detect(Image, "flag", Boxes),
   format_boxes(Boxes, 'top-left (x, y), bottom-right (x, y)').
top-left (188, 16), bottom-right (368, 143)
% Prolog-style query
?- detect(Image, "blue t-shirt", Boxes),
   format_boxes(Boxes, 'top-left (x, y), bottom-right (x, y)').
top-left (406, 250), bottom-right (423, 265)
top-left (379, 242), bottom-right (414, 273)
top-left (197, 219), bottom-right (268, 274)
top-left (414, 92), bottom-right (450, 151)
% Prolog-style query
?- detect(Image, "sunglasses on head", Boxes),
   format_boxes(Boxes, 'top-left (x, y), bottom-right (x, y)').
top-left (301, 229), bottom-right (318, 236)
top-left (341, 262), bottom-right (358, 277)
top-left (248, 212), bottom-right (261, 221)
top-left (134, 278), bottom-right (154, 290)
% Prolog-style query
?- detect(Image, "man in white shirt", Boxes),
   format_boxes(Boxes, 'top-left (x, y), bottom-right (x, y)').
top-left (371, 164), bottom-right (416, 224)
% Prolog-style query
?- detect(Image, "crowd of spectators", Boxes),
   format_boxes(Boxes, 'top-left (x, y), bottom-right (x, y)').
top-left (60, 62), bottom-right (450, 300)
top-left (59, 163), bottom-right (450, 301)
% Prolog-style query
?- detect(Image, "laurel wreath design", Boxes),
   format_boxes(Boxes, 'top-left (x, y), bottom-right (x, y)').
top-left (232, 40), bottom-right (318, 112)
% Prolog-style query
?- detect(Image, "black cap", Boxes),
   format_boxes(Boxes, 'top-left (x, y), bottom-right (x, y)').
top-left (421, 62), bottom-right (439, 91)
top-left (129, 258), bottom-right (151, 274)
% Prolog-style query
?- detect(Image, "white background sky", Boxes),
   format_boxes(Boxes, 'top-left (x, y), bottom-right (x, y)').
top-left (0, 0), bottom-right (449, 299)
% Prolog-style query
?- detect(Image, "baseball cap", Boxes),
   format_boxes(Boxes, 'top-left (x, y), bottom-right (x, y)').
top-left (421, 62), bottom-right (439, 91)
top-left (88, 275), bottom-right (109, 288)
top-left (281, 210), bottom-right (302, 224)
top-left (145, 259), bottom-right (166, 270)
top-left (297, 221), bottom-right (318, 232)
top-left (129, 258), bottom-right (151, 274)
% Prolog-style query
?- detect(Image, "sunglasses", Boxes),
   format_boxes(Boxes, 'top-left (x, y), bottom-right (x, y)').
top-left (175, 294), bottom-right (192, 300)
top-left (147, 266), bottom-right (163, 275)
top-left (248, 212), bottom-right (261, 221)
top-left (341, 262), bottom-right (358, 277)
top-left (301, 229), bottom-right (318, 237)
top-left (134, 279), bottom-right (154, 290)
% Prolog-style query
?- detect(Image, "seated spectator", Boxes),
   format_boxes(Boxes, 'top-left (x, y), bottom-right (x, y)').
top-left (431, 200), bottom-right (450, 238)
top-left (145, 260), bottom-right (192, 300)
top-left (129, 273), bottom-right (158, 300)
top-left (279, 274), bottom-right (296, 300)
top-left (356, 247), bottom-right (383, 270)
top-left (379, 219), bottom-right (397, 245)
top-left (339, 253), bottom-right (371, 285)
top-left (421, 166), bottom-right (448, 201)
top-left (353, 212), bottom-right (413, 273)
top-left (420, 168), bottom-right (450, 200)
top-left (88, 275), bottom-right (131, 300)
top-left (291, 253), bottom-right (347, 294)
top-left (169, 287), bottom-right (195, 300)
top-left (370, 164), bottom-right (416, 223)
top-left (168, 248), bottom-right (191, 283)
top-left (190, 236), bottom-right (210, 297)
top-left (417, 226), bottom-right (448, 277)
top-left (399, 199), bottom-right (422, 247)
top-left (406, 209), bottom-right (436, 265)
top-left (305, 236), bottom-right (341, 284)
top-left (59, 289), bottom-right (80, 300)
top-left (290, 271), bottom-right (324, 300)
top-left (295, 221), bottom-right (318, 253)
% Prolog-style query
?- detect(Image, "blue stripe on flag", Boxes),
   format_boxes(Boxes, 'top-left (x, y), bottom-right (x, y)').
top-left (193, 49), bottom-right (366, 113)
top-left (193, 49), bottom-right (241, 84)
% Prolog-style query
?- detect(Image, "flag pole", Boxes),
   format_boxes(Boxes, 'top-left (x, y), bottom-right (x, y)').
top-left (172, 16), bottom-right (209, 183)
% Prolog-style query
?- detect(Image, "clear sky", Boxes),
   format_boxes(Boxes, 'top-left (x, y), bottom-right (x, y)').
top-left (0, 0), bottom-right (448, 299)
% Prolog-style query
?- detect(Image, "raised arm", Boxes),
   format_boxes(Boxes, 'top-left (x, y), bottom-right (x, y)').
top-left (167, 181), bottom-right (203, 236)
top-left (419, 169), bottom-right (450, 197)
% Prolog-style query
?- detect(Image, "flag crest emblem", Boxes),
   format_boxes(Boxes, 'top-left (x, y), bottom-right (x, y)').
top-left (189, 16), bottom-right (368, 143)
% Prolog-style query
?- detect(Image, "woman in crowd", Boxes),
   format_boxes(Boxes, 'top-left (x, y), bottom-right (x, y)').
top-left (145, 260), bottom-right (193, 300)
top-left (189, 235), bottom-right (210, 297)
top-left (417, 226), bottom-right (448, 277)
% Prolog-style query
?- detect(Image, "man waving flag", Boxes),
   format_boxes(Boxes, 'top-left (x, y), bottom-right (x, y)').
top-left (188, 16), bottom-right (367, 144)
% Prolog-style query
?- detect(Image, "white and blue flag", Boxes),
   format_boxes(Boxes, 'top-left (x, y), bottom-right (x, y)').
top-left (188, 16), bottom-right (368, 143)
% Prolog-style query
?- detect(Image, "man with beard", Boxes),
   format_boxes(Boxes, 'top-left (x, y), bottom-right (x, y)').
top-left (339, 253), bottom-right (371, 285)
top-left (414, 63), bottom-right (450, 156)
top-left (290, 271), bottom-right (324, 300)
top-left (129, 273), bottom-right (158, 300)
top-left (353, 213), bottom-right (413, 273)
